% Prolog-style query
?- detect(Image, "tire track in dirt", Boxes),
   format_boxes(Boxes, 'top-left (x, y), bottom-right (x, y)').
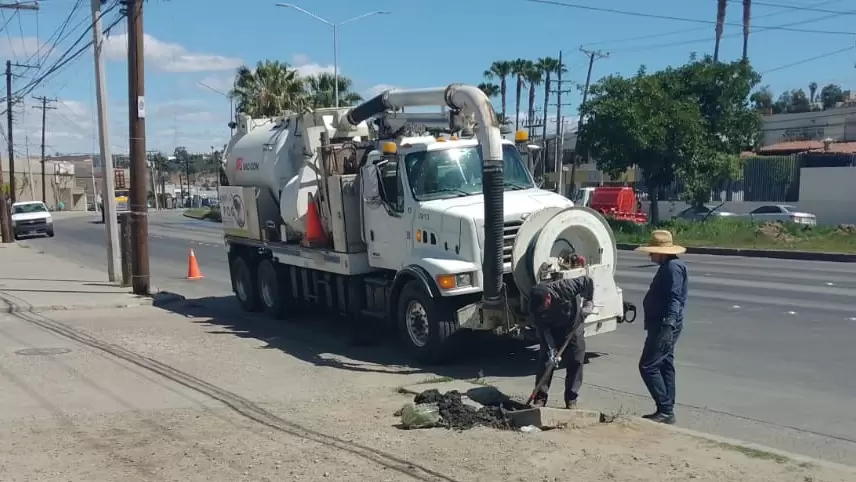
top-left (6, 304), bottom-right (461, 482)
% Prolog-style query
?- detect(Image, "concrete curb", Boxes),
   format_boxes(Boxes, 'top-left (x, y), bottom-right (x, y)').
top-left (617, 243), bottom-right (856, 262)
top-left (645, 418), bottom-right (856, 473)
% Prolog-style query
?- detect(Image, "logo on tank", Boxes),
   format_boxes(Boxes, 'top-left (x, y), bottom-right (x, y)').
top-left (235, 158), bottom-right (260, 171)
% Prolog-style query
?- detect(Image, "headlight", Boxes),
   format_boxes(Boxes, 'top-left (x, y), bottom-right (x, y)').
top-left (45, 217), bottom-right (53, 223)
top-left (435, 272), bottom-right (474, 290)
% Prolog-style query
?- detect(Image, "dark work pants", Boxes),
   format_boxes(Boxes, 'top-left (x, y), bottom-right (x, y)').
top-left (638, 327), bottom-right (681, 415)
top-left (534, 323), bottom-right (586, 405)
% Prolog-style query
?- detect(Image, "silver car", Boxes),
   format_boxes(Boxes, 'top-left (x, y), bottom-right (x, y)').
top-left (674, 204), bottom-right (738, 222)
top-left (747, 204), bottom-right (817, 225)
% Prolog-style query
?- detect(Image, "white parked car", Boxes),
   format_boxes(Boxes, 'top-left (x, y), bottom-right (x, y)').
top-left (747, 204), bottom-right (817, 225)
top-left (11, 201), bottom-right (54, 239)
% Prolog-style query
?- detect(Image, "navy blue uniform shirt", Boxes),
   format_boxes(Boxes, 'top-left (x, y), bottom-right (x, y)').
top-left (642, 257), bottom-right (688, 332)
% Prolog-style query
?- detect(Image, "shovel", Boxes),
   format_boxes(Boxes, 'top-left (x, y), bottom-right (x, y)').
top-left (525, 326), bottom-right (578, 407)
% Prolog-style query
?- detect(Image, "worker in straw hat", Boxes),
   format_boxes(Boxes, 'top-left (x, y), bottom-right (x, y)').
top-left (634, 230), bottom-right (689, 425)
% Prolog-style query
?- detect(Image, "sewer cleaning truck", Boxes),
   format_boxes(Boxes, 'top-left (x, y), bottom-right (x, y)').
top-left (218, 84), bottom-right (636, 363)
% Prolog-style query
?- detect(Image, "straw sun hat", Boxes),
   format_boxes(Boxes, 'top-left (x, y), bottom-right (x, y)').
top-left (634, 230), bottom-right (686, 255)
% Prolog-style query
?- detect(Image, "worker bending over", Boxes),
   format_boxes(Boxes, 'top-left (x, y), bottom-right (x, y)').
top-left (529, 258), bottom-right (598, 408)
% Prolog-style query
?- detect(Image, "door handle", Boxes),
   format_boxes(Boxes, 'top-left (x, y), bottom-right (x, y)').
top-left (370, 230), bottom-right (375, 241)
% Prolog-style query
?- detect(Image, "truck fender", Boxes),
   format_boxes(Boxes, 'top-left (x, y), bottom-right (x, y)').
top-left (389, 265), bottom-right (440, 316)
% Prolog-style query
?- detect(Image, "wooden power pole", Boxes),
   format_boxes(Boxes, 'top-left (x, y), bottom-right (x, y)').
top-left (32, 96), bottom-right (56, 203)
top-left (570, 47), bottom-right (608, 190)
top-left (124, 0), bottom-right (150, 295)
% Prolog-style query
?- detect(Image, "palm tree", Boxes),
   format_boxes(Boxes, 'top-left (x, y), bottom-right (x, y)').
top-left (231, 60), bottom-right (307, 117)
top-left (524, 64), bottom-right (542, 136)
top-left (741, 0), bottom-right (751, 61)
top-left (537, 56), bottom-right (564, 168)
top-left (483, 61), bottom-right (513, 118)
top-left (305, 73), bottom-right (362, 109)
top-left (511, 59), bottom-right (532, 131)
top-left (714, 0), bottom-right (727, 62)
top-left (478, 82), bottom-right (500, 99)
top-left (809, 82), bottom-right (818, 103)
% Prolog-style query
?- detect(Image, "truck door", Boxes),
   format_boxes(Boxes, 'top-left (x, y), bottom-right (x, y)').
top-left (361, 157), bottom-right (409, 270)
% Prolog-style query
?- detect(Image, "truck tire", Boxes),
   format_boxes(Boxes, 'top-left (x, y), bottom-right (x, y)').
top-left (257, 259), bottom-right (287, 319)
top-left (231, 255), bottom-right (260, 312)
top-left (396, 281), bottom-right (457, 365)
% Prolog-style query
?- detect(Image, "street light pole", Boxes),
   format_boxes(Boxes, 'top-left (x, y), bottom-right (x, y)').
top-left (275, 3), bottom-right (390, 108)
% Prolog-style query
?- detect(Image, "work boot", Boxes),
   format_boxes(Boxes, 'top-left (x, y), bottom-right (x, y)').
top-left (649, 413), bottom-right (676, 425)
top-left (564, 400), bottom-right (578, 409)
top-left (641, 412), bottom-right (659, 419)
top-left (581, 300), bottom-right (599, 316)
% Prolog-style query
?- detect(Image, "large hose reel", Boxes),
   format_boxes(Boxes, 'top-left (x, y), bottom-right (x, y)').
top-left (511, 206), bottom-right (618, 299)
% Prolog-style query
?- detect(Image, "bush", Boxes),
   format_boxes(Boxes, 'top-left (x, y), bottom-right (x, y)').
top-left (609, 218), bottom-right (856, 253)
top-left (203, 209), bottom-right (221, 222)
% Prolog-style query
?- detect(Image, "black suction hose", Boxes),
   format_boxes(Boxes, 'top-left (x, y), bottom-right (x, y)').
top-left (346, 93), bottom-right (388, 126)
top-left (482, 160), bottom-right (504, 306)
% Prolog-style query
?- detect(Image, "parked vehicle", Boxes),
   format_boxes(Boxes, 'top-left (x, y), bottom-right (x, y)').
top-left (747, 204), bottom-right (817, 225)
top-left (11, 201), bottom-right (54, 239)
top-left (574, 186), bottom-right (647, 224)
top-left (218, 84), bottom-right (636, 363)
top-left (674, 204), bottom-right (738, 222)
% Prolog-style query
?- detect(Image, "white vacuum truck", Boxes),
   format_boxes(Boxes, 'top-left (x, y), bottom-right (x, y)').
top-left (219, 84), bottom-right (636, 363)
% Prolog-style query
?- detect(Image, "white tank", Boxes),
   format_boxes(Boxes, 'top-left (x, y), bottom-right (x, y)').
top-left (223, 111), bottom-right (370, 238)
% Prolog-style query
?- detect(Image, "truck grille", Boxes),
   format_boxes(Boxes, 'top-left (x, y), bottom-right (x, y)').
top-left (17, 219), bottom-right (45, 227)
top-left (502, 220), bottom-right (523, 264)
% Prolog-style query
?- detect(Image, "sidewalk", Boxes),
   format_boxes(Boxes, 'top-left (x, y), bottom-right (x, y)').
top-left (0, 246), bottom-right (853, 481)
top-left (0, 243), bottom-right (153, 313)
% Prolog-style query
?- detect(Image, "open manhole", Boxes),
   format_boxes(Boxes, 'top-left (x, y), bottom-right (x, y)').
top-left (15, 347), bottom-right (72, 356)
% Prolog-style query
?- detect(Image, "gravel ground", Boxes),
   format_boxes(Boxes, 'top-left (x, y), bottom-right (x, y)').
top-left (0, 304), bottom-right (853, 482)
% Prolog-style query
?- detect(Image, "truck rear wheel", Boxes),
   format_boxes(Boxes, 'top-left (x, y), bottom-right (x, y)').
top-left (397, 281), bottom-right (457, 365)
top-left (231, 256), bottom-right (260, 312)
top-left (257, 259), bottom-right (287, 319)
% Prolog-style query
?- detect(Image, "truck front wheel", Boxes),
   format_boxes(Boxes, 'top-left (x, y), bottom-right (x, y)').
top-left (231, 256), bottom-right (260, 312)
top-left (397, 281), bottom-right (457, 365)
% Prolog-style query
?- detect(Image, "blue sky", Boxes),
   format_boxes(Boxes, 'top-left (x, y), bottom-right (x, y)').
top-left (3, 0), bottom-right (855, 156)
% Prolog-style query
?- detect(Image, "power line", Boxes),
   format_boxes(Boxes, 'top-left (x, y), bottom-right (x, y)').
top-left (752, 0), bottom-right (856, 15)
top-left (611, 9), bottom-right (850, 54)
top-left (761, 45), bottom-right (856, 74)
top-left (526, 0), bottom-right (856, 36)
top-left (582, 0), bottom-right (845, 47)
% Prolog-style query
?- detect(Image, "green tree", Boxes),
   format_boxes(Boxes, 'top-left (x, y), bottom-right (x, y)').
top-left (511, 59), bottom-right (531, 131)
top-left (820, 83), bottom-right (844, 109)
top-left (578, 70), bottom-right (706, 224)
top-left (788, 89), bottom-right (811, 113)
top-left (524, 64), bottom-right (543, 133)
top-left (750, 85), bottom-right (773, 111)
top-left (478, 82), bottom-right (500, 99)
top-left (304, 72), bottom-right (363, 108)
top-left (231, 60), bottom-right (307, 117)
top-left (537, 56), bottom-right (565, 155)
top-left (483, 60), bottom-right (513, 118)
top-left (808, 81), bottom-right (818, 103)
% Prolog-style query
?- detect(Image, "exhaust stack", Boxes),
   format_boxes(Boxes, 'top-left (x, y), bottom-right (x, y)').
top-left (344, 85), bottom-right (505, 308)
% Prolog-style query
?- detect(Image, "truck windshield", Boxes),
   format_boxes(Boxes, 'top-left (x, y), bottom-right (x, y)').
top-left (13, 203), bottom-right (47, 214)
top-left (404, 144), bottom-right (534, 201)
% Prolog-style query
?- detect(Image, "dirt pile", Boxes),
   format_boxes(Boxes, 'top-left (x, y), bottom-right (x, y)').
top-left (837, 224), bottom-right (856, 235)
top-left (755, 221), bottom-right (795, 243)
top-left (414, 389), bottom-right (514, 430)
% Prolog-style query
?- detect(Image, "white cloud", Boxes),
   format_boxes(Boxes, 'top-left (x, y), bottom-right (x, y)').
top-left (11, 97), bottom-right (229, 156)
top-left (291, 53), bottom-right (334, 77)
top-left (103, 33), bottom-right (243, 73)
top-left (0, 36), bottom-right (49, 60)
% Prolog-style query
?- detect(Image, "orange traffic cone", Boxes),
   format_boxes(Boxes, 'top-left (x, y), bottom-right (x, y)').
top-left (186, 248), bottom-right (204, 280)
top-left (302, 192), bottom-right (328, 248)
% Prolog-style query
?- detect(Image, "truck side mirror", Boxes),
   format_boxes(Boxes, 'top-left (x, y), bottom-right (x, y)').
top-left (361, 164), bottom-right (381, 204)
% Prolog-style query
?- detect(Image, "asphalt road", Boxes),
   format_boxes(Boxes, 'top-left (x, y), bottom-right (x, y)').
top-left (21, 212), bottom-right (856, 464)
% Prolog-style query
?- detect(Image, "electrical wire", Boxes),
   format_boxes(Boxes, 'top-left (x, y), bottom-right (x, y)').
top-left (11, 5), bottom-right (123, 101)
top-left (760, 45), bottom-right (856, 74)
top-left (610, 10), bottom-right (850, 54)
top-left (526, 0), bottom-right (856, 36)
top-left (582, 0), bottom-right (845, 48)
top-left (752, 0), bottom-right (856, 15)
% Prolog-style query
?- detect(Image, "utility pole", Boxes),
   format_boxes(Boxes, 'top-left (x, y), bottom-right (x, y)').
top-left (570, 47), bottom-right (609, 191)
top-left (0, 150), bottom-right (11, 243)
top-left (549, 52), bottom-right (574, 194)
top-left (146, 150), bottom-right (159, 210)
top-left (6, 60), bottom-right (36, 204)
top-left (125, 0), bottom-right (150, 295)
top-left (31, 96), bottom-right (56, 203)
top-left (91, 0), bottom-right (121, 282)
